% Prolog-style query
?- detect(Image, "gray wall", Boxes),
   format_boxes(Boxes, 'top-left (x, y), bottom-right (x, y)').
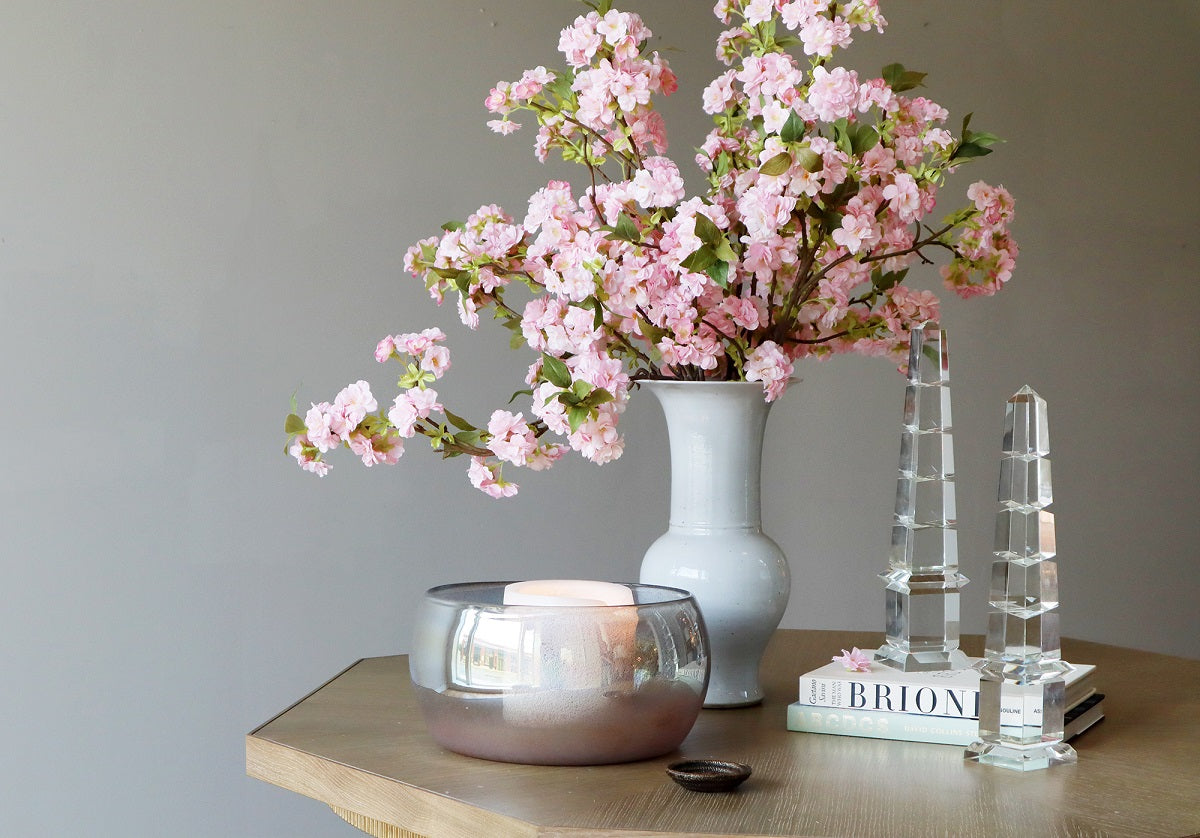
top-left (2, 2), bottom-right (1196, 836)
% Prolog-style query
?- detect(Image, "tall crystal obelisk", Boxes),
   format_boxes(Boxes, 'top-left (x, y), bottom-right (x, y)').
top-left (875, 324), bottom-right (969, 671)
top-left (966, 386), bottom-right (1077, 771)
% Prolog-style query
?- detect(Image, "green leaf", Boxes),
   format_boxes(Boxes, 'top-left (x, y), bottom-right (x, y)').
top-left (452, 272), bottom-right (472, 294)
top-left (882, 63), bottom-right (927, 93)
top-left (567, 405), bottom-right (590, 434)
top-left (871, 267), bottom-right (908, 292)
top-left (541, 352), bottom-right (573, 389)
top-left (780, 111), bottom-right (807, 143)
top-left (714, 238), bottom-right (738, 264)
top-left (285, 413), bottom-right (306, 435)
top-left (453, 429), bottom-right (482, 448)
top-left (613, 211), bottom-right (640, 243)
top-left (639, 320), bottom-right (666, 346)
top-left (507, 388), bottom-right (533, 405)
top-left (831, 119), bottom-right (853, 155)
top-left (570, 379), bottom-right (593, 400)
top-left (965, 129), bottom-right (1003, 147)
top-left (759, 151), bottom-right (792, 177)
top-left (794, 147), bottom-right (822, 173)
top-left (951, 142), bottom-right (994, 160)
top-left (584, 387), bottom-right (614, 409)
top-left (443, 409), bottom-right (476, 432)
top-left (440, 220), bottom-right (465, 232)
top-left (545, 73), bottom-right (574, 103)
top-left (849, 123), bottom-right (879, 155)
top-left (707, 259), bottom-right (730, 289)
top-left (680, 246), bottom-right (718, 274)
top-left (693, 212), bottom-right (722, 246)
top-left (510, 331), bottom-right (526, 350)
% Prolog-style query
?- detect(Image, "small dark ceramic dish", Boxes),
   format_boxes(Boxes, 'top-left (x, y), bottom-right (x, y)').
top-left (666, 759), bottom-right (752, 792)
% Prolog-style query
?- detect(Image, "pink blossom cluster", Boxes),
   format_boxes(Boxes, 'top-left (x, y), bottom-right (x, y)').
top-left (486, 9), bottom-right (677, 163)
top-left (375, 327), bottom-right (451, 376)
top-left (941, 182), bottom-right (1019, 298)
top-left (290, 380), bottom-right (405, 475)
top-left (288, 0), bottom-right (1018, 498)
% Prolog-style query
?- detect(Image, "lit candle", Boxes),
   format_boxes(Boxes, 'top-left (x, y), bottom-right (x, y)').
top-left (503, 579), bottom-right (635, 607)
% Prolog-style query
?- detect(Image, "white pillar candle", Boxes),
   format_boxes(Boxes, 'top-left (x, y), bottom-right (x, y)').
top-left (499, 581), bottom-right (639, 727)
top-left (503, 579), bottom-right (635, 607)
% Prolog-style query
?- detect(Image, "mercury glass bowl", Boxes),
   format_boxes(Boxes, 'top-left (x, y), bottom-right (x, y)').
top-left (410, 581), bottom-right (709, 765)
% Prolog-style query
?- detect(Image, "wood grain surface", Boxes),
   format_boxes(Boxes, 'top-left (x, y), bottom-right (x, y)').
top-left (247, 630), bottom-right (1200, 837)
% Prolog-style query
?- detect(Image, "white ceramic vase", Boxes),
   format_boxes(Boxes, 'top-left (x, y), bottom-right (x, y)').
top-left (638, 380), bottom-right (790, 707)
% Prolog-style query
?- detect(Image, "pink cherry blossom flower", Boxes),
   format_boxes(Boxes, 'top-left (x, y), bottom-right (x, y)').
top-left (800, 15), bottom-right (852, 57)
top-left (487, 119), bottom-right (520, 135)
top-left (702, 70), bottom-right (738, 114)
top-left (348, 429), bottom-right (404, 467)
top-left (468, 457), bottom-right (519, 498)
top-left (387, 387), bottom-right (442, 438)
top-left (630, 156), bottom-right (686, 208)
top-left (289, 436), bottom-right (330, 477)
top-left (743, 0), bottom-right (774, 25)
top-left (333, 380), bottom-right (377, 428)
top-left (568, 407), bottom-right (625, 464)
top-left (484, 83), bottom-right (513, 115)
top-left (513, 66), bottom-right (554, 100)
top-left (744, 340), bottom-right (794, 402)
top-left (375, 335), bottom-right (397, 363)
top-left (304, 402), bottom-right (345, 453)
top-left (486, 410), bottom-right (539, 466)
top-left (525, 442), bottom-right (566, 471)
top-left (781, 0), bottom-right (825, 30)
top-left (807, 65), bottom-right (860, 122)
top-left (386, 398), bottom-right (419, 438)
top-left (558, 14), bottom-right (603, 68)
top-left (858, 77), bottom-right (897, 114)
top-left (832, 647), bottom-right (873, 673)
top-left (881, 171), bottom-right (922, 223)
top-left (831, 208), bottom-right (879, 254)
top-left (419, 344), bottom-right (451, 378)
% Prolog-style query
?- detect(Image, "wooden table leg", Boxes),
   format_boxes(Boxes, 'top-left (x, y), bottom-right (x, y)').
top-left (330, 805), bottom-right (427, 838)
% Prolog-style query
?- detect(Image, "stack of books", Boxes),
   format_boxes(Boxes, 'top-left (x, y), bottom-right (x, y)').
top-left (787, 659), bottom-right (1104, 746)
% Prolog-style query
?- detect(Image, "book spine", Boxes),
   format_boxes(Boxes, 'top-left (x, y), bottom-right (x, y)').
top-left (786, 702), bottom-right (976, 746)
top-left (798, 675), bottom-right (987, 718)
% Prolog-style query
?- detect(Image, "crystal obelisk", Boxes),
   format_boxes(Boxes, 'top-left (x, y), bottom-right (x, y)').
top-left (966, 386), bottom-right (1077, 770)
top-left (875, 324), bottom-right (969, 671)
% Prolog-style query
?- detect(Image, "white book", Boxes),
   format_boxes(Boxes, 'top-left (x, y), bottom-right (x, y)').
top-left (797, 658), bottom-right (1096, 720)
top-left (786, 693), bottom-right (1105, 746)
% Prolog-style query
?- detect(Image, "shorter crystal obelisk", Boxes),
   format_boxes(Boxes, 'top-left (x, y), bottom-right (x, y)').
top-left (966, 386), bottom-right (1077, 771)
top-left (875, 324), bottom-right (969, 671)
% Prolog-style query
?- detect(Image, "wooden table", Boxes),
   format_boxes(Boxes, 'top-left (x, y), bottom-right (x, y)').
top-left (247, 630), bottom-right (1200, 837)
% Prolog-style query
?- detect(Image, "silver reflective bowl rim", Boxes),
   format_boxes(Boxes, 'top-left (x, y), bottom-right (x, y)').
top-left (422, 581), bottom-right (697, 608)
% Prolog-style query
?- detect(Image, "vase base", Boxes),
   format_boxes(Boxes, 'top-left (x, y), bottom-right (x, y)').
top-left (703, 697), bottom-right (763, 710)
top-left (702, 681), bottom-right (765, 708)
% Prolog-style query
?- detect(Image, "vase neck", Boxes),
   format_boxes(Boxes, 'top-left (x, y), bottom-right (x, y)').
top-left (645, 381), bottom-right (772, 531)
